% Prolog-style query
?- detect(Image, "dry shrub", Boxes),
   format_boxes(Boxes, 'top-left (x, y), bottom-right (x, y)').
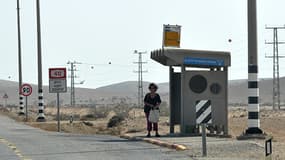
top-left (107, 115), bottom-right (125, 128)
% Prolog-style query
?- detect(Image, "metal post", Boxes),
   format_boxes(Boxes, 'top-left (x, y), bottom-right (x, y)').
top-left (138, 51), bottom-right (141, 107)
top-left (246, 0), bottom-right (262, 134)
top-left (180, 65), bottom-right (185, 133)
top-left (67, 61), bottom-right (82, 107)
top-left (133, 51), bottom-right (147, 108)
top-left (70, 62), bottom-right (75, 106)
top-left (36, 0), bottom-right (45, 121)
top-left (17, 0), bottom-right (24, 115)
top-left (25, 96), bottom-right (28, 121)
top-left (57, 92), bottom-right (60, 132)
top-left (202, 124), bottom-right (207, 157)
top-left (169, 66), bottom-right (174, 134)
top-left (4, 99), bottom-right (7, 108)
top-left (224, 67), bottom-right (229, 135)
top-left (265, 26), bottom-right (285, 110)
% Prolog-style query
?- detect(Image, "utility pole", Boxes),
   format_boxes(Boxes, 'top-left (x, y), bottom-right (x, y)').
top-left (67, 61), bottom-right (81, 106)
top-left (245, 0), bottom-right (263, 134)
top-left (36, 0), bottom-right (45, 121)
top-left (265, 26), bottom-right (285, 110)
top-left (133, 50), bottom-right (147, 108)
top-left (16, 0), bottom-right (24, 115)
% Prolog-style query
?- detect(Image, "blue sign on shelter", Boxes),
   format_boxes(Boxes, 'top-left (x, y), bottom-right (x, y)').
top-left (184, 57), bottom-right (225, 67)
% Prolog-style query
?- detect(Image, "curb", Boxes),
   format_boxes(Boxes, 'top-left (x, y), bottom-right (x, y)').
top-left (120, 134), bottom-right (141, 141)
top-left (120, 134), bottom-right (188, 151)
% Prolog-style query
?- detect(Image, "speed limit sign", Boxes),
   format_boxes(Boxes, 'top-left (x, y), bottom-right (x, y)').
top-left (20, 84), bottom-right (33, 97)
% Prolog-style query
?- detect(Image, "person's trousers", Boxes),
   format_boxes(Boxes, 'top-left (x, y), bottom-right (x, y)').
top-left (145, 112), bottom-right (158, 131)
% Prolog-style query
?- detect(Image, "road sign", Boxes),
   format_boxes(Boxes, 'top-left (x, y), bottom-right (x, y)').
top-left (196, 100), bottom-right (212, 124)
top-left (20, 84), bottom-right (33, 97)
top-left (49, 68), bottom-right (67, 93)
top-left (49, 79), bottom-right (67, 93)
top-left (49, 68), bottom-right (67, 79)
top-left (49, 67), bottom-right (67, 132)
top-left (163, 24), bottom-right (181, 48)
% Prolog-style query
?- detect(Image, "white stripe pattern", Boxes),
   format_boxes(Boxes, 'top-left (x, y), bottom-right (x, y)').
top-left (248, 73), bottom-right (258, 81)
top-left (196, 100), bottom-right (212, 124)
top-left (248, 119), bottom-right (260, 128)
top-left (38, 113), bottom-right (45, 117)
top-left (248, 104), bottom-right (260, 112)
top-left (248, 88), bottom-right (259, 97)
top-left (196, 106), bottom-right (211, 124)
top-left (19, 95), bottom-right (25, 113)
top-left (38, 91), bottom-right (45, 119)
top-left (195, 100), bottom-right (208, 112)
top-left (247, 66), bottom-right (261, 131)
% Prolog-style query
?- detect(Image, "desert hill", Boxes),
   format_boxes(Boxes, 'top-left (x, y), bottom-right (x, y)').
top-left (0, 77), bottom-right (285, 106)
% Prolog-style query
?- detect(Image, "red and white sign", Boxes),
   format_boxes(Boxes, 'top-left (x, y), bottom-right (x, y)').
top-left (49, 68), bottom-right (67, 93)
top-left (49, 68), bottom-right (67, 79)
top-left (20, 84), bottom-right (33, 97)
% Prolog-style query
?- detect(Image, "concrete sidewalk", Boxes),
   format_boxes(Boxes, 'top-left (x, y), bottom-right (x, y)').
top-left (121, 133), bottom-right (266, 160)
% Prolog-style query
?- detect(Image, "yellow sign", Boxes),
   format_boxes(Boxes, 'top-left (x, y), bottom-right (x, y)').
top-left (163, 25), bottom-right (181, 48)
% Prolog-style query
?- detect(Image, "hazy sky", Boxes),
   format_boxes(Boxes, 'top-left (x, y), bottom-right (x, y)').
top-left (1, 0), bottom-right (285, 89)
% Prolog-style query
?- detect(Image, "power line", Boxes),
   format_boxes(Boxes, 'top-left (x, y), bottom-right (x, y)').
top-left (265, 25), bottom-right (285, 110)
top-left (133, 50), bottom-right (147, 108)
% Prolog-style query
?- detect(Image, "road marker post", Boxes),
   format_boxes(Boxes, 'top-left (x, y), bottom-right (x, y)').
top-left (265, 137), bottom-right (272, 160)
top-left (49, 68), bottom-right (67, 132)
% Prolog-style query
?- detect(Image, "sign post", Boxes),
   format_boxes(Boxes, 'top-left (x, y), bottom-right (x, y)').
top-left (49, 68), bottom-right (67, 132)
top-left (196, 100), bottom-right (212, 157)
top-left (20, 84), bottom-right (32, 121)
top-left (3, 93), bottom-right (8, 108)
top-left (202, 123), bottom-right (207, 157)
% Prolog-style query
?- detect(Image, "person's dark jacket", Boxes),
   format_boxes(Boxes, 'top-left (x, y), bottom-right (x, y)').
top-left (144, 93), bottom-right (161, 113)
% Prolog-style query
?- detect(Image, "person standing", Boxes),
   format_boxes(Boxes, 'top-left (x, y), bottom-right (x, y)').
top-left (144, 83), bottom-right (161, 137)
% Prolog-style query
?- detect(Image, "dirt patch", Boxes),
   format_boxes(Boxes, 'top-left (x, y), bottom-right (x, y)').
top-left (229, 108), bottom-right (285, 159)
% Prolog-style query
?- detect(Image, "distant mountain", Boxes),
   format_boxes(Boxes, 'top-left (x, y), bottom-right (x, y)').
top-left (0, 77), bottom-right (285, 106)
top-left (229, 77), bottom-right (285, 105)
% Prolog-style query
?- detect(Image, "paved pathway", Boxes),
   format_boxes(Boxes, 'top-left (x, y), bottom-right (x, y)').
top-left (0, 115), bottom-right (190, 160)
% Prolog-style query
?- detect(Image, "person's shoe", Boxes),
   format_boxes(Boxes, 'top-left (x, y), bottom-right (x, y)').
top-left (155, 133), bottom-right (161, 137)
top-left (146, 133), bottom-right (151, 137)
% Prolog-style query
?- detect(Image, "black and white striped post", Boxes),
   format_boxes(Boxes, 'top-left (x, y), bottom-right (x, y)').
top-left (19, 95), bottom-right (25, 115)
top-left (245, 0), bottom-right (263, 134)
top-left (16, 0), bottom-right (25, 115)
top-left (37, 89), bottom-right (45, 121)
top-left (35, 0), bottom-right (45, 122)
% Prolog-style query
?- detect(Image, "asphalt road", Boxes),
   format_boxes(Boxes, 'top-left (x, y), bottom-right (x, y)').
top-left (0, 115), bottom-right (190, 160)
